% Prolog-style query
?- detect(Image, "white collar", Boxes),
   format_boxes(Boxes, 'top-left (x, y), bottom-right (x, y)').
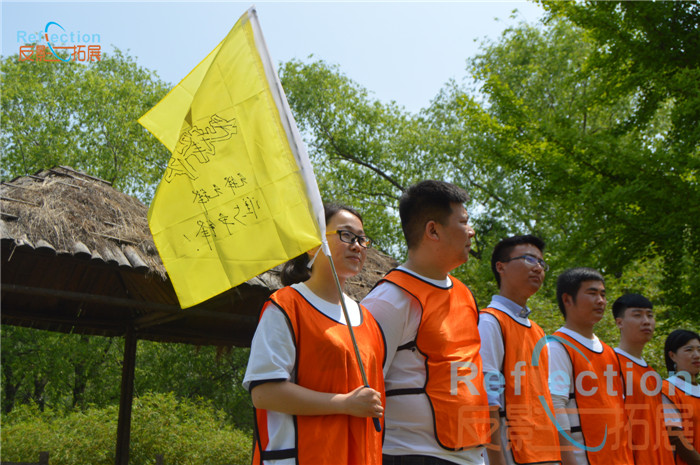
top-left (667, 374), bottom-right (700, 397)
top-left (397, 265), bottom-right (452, 288)
top-left (556, 326), bottom-right (603, 353)
top-left (291, 282), bottom-right (361, 326)
top-left (614, 347), bottom-right (648, 367)
top-left (487, 295), bottom-right (532, 326)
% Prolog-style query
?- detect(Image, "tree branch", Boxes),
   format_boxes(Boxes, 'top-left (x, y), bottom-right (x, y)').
top-left (319, 124), bottom-right (406, 192)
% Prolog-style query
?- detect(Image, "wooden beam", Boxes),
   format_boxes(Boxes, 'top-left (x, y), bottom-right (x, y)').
top-left (1, 283), bottom-right (257, 324)
top-left (115, 326), bottom-right (136, 465)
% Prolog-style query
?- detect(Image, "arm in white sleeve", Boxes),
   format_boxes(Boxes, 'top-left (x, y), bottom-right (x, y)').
top-left (478, 312), bottom-right (505, 408)
top-left (362, 283), bottom-right (415, 378)
top-left (243, 303), bottom-right (295, 391)
top-left (662, 393), bottom-right (683, 427)
top-left (548, 339), bottom-right (573, 431)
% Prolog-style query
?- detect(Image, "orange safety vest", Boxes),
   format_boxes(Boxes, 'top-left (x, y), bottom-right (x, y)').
top-left (379, 269), bottom-right (490, 450)
top-left (662, 378), bottom-right (700, 465)
top-left (554, 331), bottom-right (632, 465)
top-left (480, 307), bottom-right (561, 464)
top-left (615, 351), bottom-right (674, 464)
top-left (252, 287), bottom-right (386, 465)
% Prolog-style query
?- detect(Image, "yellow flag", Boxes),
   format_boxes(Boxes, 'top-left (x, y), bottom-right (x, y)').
top-left (139, 7), bottom-right (325, 308)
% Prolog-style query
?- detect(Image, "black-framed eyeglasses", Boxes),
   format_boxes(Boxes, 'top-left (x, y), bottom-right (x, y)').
top-left (326, 230), bottom-right (373, 249)
top-left (502, 254), bottom-right (549, 271)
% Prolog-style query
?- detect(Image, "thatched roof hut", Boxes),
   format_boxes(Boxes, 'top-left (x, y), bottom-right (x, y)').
top-left (1, 166), bottom-right (398, 464)
top-left (1, 166), bottom-right (398, 346)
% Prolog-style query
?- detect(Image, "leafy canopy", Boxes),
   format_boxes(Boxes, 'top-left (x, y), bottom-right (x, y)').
top-left (1, 49), bottom-right (171, 201)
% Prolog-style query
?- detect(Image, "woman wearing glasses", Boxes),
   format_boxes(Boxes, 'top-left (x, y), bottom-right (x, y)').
top-left (244, 203), bottom-right (385, 465)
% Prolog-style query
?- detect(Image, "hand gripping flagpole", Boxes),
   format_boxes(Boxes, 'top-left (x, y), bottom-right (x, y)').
top-left (324, 241), bottom-right (382, 433)
top-left (249, 7), bottom-right (381, 433)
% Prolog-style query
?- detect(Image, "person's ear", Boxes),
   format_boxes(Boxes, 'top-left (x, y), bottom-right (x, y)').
top-left (496, 261), bottom-right (506, 275)
top-left (425, 220), bottom-right (440, 242)
top-left (562, 293), bottom-right (574, 309)
top-left (614, 317), bottom-right (624, 330)
top-left (668, 350), bottom-right (678, 364)
top-left (307, 245), bottom-right (320, 259)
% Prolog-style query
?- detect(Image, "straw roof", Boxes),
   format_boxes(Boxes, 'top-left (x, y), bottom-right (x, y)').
top-left (1, 167), bottom-right (398, 346)
top-left (1, 166), bottom-right (163, 274)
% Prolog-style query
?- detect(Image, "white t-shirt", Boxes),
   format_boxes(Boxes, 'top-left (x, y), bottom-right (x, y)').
top-left (242, 282), bottom-right (362, 465)
top-left (479, 296), bottom-right (557, 465)
top-left (362, 266), bottom-right (485, 465)
top-left (548, 327), bottom-right (604, 465)
top-left (478, 295), bottom-right (533, 408)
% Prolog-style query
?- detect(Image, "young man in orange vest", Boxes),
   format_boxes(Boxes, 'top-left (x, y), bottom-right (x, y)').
top-left (478, 235), bottom-right (561, 465)
top-left (363, 180), bottom-right (490, 465)
top-left (612, 293), bottom-right (674, 464)
top-left (548, 267), bottom-right (632, 465)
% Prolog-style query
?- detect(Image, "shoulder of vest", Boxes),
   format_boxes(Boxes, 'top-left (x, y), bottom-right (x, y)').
top-left (269, 285), bottom-right (302, 302)
top-left (614, 349), bottom-right (650, 369)
top-left (382, 268), bottom-right (455, 290)
top-left (268, 287), bottom-right (304, 313)
top-left (554, 330), bottom-right (608, 355)
top-left (371, 267), bottom-right (401, 292)
top-left (480, 306), bottom-right (535, 329)
top-left (600, 341), bottom-right (619, 358)
top-left (261, 289), bottom-right (300, 346)
top-left (268, 285), bottom-right (328, 328)
top-left (665, 378), bottom-right (700, 398)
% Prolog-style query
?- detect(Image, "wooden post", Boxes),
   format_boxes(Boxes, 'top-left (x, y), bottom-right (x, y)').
top-left (115, 326), bottom-right (137, 465)
top-left (38, 452), bottom-right (49, 465)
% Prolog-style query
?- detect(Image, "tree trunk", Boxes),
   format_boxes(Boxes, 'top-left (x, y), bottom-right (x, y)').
top-left (2, 362), bottom-right (20, 414)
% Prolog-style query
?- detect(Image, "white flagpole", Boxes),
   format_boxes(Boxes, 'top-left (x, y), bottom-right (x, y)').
top-left (326, 247), bottom-right (381, 433)
top-left (251, 7), bottom-right (379, 432)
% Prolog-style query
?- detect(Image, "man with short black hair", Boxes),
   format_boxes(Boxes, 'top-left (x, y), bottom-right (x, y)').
top-left (613, 293), bottom-right (674, 464)
top-left (363, 180), bottom-right (490, 465)
top-left (548, 268), bottom-right (632, 465)
top-left (479, 235), bottom-right (561, 465)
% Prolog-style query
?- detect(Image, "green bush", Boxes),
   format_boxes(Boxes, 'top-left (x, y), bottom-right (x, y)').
top-left (1, 392), bottom-right (252, 465)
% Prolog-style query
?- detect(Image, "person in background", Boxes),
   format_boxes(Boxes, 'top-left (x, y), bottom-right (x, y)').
top-left (363, 180), bottom-right (490, 465)
top-left (612, 293), bottom-right (674, 464)
top-left (243, 203), bottom-right (385, 465)
top-left (548, 267), bottom-right (632, 465)
top-left (479, 234), bottom-right (561, 465)
top-left (662, 329), bottom-right (700, 465)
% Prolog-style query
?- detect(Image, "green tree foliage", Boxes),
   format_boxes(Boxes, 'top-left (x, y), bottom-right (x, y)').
top-left (462, 15), bottom-right (699, 321)
top-left (0, 50), bottom-right (171, 200)
top-left (279, 59), bottom-right (418, 256)
top-left (278, 59), bottom-right (517, 304)
top-left (538, 1), bottom-right (700, 151)
top-left (134, 342), bottom-right (253, 430)
top-left (1, 326), bottom-right (254, 429)
top-left (279, 12), bottom-right (698, 331)
top-left (1, 392), bottom-right (252, 465)
top-left (0, 326), bottom-right (122, 414)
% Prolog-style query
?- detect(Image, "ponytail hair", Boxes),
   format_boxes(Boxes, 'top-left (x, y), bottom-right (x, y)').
top-left (279, 202), bottom-right (364, 286)
top-left (281, 253), bottom-right (312, 286)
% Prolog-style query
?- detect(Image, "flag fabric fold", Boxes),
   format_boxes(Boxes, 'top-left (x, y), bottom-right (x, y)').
top-left (139, 7), bottom-right (326, 308)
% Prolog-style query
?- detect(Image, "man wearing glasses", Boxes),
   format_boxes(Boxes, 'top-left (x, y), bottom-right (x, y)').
top-left (478, 235), bottom-right (561, 465)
